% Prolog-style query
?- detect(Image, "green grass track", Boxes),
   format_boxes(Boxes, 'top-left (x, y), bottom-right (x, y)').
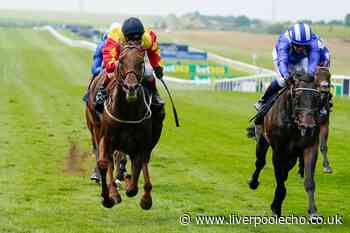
top-left (0, 28), bottom-right (349, 233)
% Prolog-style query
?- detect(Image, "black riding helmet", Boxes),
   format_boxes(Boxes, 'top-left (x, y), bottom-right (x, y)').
top-left (122, 17), bottom-right (145, 41)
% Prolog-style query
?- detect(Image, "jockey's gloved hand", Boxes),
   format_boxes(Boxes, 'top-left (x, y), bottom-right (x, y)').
top-left (284, 74), bottom-right (293, 86)
top-left (154, 66), bottom-right (164, 80)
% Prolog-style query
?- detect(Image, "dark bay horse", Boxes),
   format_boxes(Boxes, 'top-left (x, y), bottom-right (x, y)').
top-left (316, 67), bottom-right (333, 173)
top-left (298, 67), bottom-right (333, 175)
top-left (86, 41), bottom-right (165, 209)
top-left (248, 71), bottom-right (321, 216)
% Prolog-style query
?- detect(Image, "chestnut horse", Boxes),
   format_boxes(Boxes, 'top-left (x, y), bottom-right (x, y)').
top-left (85, 41), bottom-right (165, 209)
top-left (248, 71), bottom-right (321, 217)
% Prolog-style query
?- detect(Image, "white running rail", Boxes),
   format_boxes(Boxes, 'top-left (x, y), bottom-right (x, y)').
top-left (38, 25), bottom-right (350, 96)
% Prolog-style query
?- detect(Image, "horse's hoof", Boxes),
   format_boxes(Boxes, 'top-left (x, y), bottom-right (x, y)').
top-left (323, 166), bottom-right (333, 173)
top-left (90, 172), bottom-right (101, 183)
top-left (115, 179), bottom-right (122, 191)
top-left (309, 213), bottom-right (322, 224)
top-left (111, 194), bottom-right (122, 204)
top-left (101, 198), bottom-right (115, 208)
top-left (140, 197), bottom-right (152, 210)
top-left (248, 179), bottom-right (259, 190)
top-left (272, 211), bottom-right (280, 217)
top-left (126, 187), bottom-right (138, 197)
top-left (271, 207), bottom-right (281, 217)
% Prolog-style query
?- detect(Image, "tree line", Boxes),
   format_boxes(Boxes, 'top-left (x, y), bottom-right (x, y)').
top-left (151, 12), bottom-right (350, 33)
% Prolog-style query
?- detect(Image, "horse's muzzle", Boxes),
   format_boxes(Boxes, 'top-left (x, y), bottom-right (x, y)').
top-left (299, 124), bottom-right (316, 137)
top-left (123, 83), bottom-right (141, 102)
top-left (296, 113), bottom-right (318, 137)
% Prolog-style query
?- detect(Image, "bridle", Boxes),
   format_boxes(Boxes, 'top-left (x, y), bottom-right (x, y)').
top-left (104, 43), bottom-right (153, 124)
top-left (103, 89), bottom-right (152, 124)
top-left (116, 44), bottom-right (146, 86)
top-left (290, 84), bottom-right (321, 129)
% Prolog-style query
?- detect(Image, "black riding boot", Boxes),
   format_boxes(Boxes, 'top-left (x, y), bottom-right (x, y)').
top-left (152, 88), bottom-right (165, 106)
top-left (117, 159), bottom-right (127, 181)
top-left (94, 85), bottom-right (107, 113)
top-left (329, 94), bottom-right (333, 112)
top-left (255, 80), bottom-right (282, 111)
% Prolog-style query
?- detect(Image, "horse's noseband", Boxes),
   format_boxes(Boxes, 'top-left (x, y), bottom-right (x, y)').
top-left (291, 87), bottom-right (321, 128)
top-left (117, 46), bottom-right (145, 89)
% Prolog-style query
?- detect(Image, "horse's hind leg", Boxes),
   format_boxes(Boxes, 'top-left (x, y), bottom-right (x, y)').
top-left (86, 110), bottom-right (101, 182)
top-left (125, 155), bottom-right (143, 198)
top-left (140, 156), bottom-right (153, 210)
top-left (248, 135), bottom-right (269, 190)
top-left (90, 142), bottom-right (101, 182)
top-left (320, 122), bottom-right (332, 173)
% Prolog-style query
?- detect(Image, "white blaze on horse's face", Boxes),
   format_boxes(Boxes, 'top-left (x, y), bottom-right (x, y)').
top-left (123, 73), bottom-right (140, 102)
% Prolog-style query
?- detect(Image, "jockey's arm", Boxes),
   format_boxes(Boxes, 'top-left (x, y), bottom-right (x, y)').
top-left (322, 47), bottom-right (331, 68)
top-left (276, 37), bottom-right (290, 79)
top-left (102, 37), bottom-right (121, 73)
top-left (143, 30), bottom-right (162, 69)
top-left (91, 40), bottom-right (106, 77)
top-left (308, 42), bottom-right (321, 76)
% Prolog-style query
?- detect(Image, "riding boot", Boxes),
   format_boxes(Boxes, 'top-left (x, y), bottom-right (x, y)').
top-left (94, 75), bottom-right (110, 113)
top-left (82, 91), bottom-right (89, 103)
top-left (254, 79), bottom-right (281, 111)
top-left (148, 76), bottom-right (165, 106)
top-left (83, 75), bottom-right (99, 104)
top-left (329, 94), bottom-right (333, 112)
top-left (117, 159), bottom-right (127, 181)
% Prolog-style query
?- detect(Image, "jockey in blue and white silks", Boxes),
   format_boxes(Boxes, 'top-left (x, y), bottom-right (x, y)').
top-left (318, 39), bottom-right (330, 68)
top-left (91, 22), bottom-right (121, 78)
top-left (255, 22), bottom-right (326, 110)
top-left (91, 33), bottom-right (108, 78)
top-left (83, 22), bottom-right (121, 103)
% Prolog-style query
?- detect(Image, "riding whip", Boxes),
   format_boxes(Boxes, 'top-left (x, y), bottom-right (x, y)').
top-left (159, 78), bottom-right (180, 127)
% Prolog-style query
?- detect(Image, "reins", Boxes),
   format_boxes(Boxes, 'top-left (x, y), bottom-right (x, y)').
top-left (103, 87), bottom-right (152, 124)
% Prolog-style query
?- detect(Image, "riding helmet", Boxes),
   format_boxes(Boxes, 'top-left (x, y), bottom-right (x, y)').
top-left (122, 17), bottom-right (145, 41)
top-left (288, 22), bottom-right (312, 45)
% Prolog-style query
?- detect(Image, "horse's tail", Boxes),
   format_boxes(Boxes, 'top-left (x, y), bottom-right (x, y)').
top-left (246, 125), bottom-right (256, 139)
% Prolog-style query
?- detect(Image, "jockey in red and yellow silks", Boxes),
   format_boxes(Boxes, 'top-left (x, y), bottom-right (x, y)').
top-left (92, 17), bottom-right (164, 113)
top-left (103, 27), bottom-right (162, 73)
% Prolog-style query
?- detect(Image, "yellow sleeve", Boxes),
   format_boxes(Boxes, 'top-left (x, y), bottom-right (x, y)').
top-left (108, 27), bottom-right (127, 44)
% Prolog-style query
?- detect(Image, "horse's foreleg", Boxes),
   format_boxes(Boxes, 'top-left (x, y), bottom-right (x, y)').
top-left (298, 155), bottom-right (304, 178)
top-left (270, 150), bottom-right (288, 217)
top-left (320, 122), bottom-right (332, 173)
top-left (108, 158), bottom-right (122, 205)
top-left (97, 137), bottom-right (114, 208)
top-left (248, 135), bottom-right (269, 190)
top-left (140, 158), bottom-right (152, 210)
top-left (303, 144), bottom-right (318, 216)
top-left (125, 155), bottom-right (143, 198)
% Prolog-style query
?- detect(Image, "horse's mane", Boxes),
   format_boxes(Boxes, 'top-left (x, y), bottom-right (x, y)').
top-left (292, 71), bottom-right (314, 83)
